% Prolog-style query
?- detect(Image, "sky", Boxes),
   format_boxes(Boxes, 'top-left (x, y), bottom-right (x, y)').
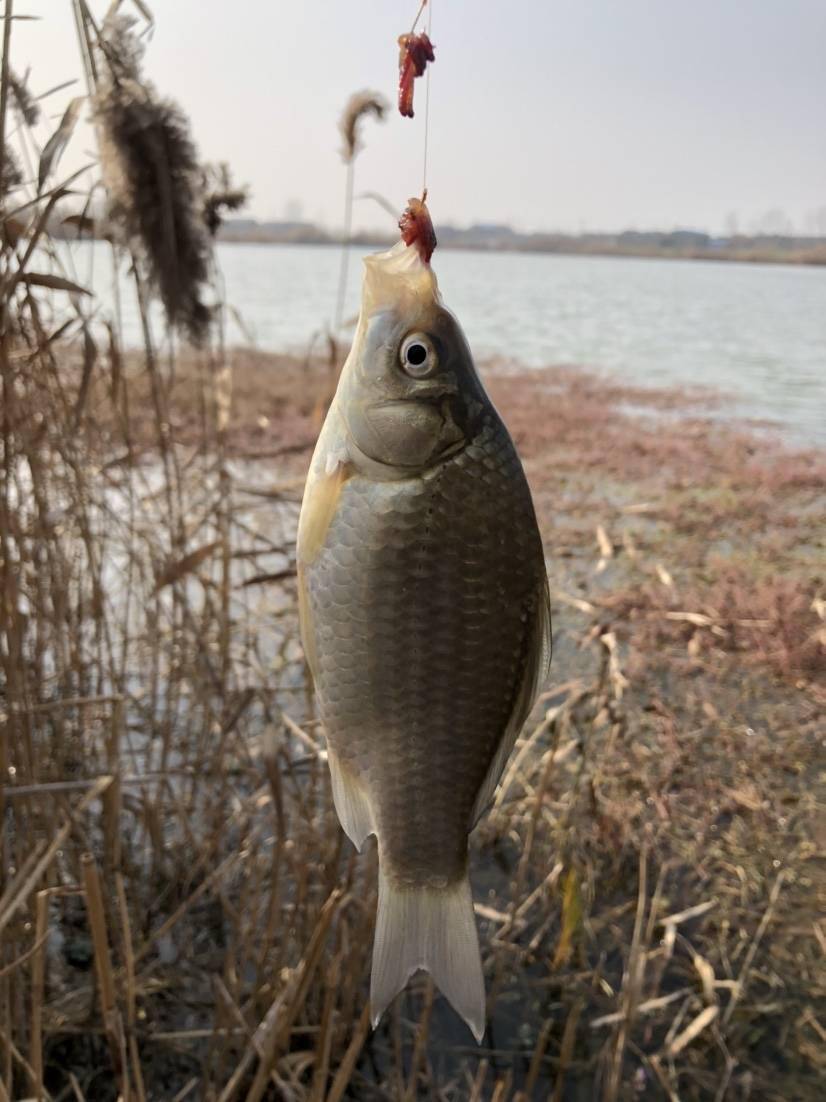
top-left (8, 1), bottom-right (826, 236)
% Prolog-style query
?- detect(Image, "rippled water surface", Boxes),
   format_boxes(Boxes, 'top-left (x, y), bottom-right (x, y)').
top-left (63, 241), bottom-right (826, 445)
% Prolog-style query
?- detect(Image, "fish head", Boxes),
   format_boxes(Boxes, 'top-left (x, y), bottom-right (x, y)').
top-left (335, 241), bottom-right (486, 473)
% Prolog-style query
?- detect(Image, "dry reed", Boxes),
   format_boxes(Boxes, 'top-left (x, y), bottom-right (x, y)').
top-left (91, 12), bottom-right (214, 341)
top-left (8, 68), bottom-right (39, 126)
top-left (339, 90), bottom-right (387, 163)
top-left (0, 5), bottom-right (822, 1101)
top-left (201, 161), bottom-right (249, 238)
top-left (334, 90), bottom-right (387, 333)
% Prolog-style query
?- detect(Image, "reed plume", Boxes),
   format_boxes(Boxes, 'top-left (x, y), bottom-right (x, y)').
top-left (0, 145), bottom-right (22, 199)
top-left (9, 68), bottom-right (40, 126)
top-left (334, 91), bottom-right (388, 332)
top-left (339, 90), bottom-right (387, 162)
top-left (93, 15), bottom-right (212, 342)
top-left (201, 161), bottom-right (249, 236)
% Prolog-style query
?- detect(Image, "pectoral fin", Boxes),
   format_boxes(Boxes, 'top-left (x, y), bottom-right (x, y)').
top-left (297, 459), bottom-right (351, 565)
top-left (296, 564), bottom-right (318, 680)
top-left (297, 458), bottom-right (351, 681)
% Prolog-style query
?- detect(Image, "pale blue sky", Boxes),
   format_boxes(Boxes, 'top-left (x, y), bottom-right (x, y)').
top-left (8, 1), bottom-right (826, 234)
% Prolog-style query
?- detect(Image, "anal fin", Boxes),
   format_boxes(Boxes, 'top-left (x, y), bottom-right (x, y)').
top-left (326, 748), bottom-right (374, 852)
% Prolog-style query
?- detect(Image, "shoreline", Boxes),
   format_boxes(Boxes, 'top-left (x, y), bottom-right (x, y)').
top-left (54, 226), bottom-right (826, 267)
top-left (216, 235), bottom-right (826, 268)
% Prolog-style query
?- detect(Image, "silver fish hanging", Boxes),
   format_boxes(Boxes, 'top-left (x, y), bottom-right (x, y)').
top-left (297, 200), bottom-right (551, 1041)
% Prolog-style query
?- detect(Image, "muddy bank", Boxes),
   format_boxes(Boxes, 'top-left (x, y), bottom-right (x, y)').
top-left (99, 343), bottom-right (824, 694)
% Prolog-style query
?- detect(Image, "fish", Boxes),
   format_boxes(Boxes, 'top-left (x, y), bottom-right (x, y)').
top-left (296, 198), bottom-right (550, 1042)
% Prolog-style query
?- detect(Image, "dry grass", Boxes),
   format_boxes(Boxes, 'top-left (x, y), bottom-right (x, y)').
top-left (1, 337), bottom-right (823, 1099)
top-left (1, 5), bottom-right (824, 1101)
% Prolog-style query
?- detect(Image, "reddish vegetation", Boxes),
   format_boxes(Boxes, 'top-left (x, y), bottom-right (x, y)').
top-left (397, 31), bottom-right (435, 117)
top-left (398, 193), bottom-right (437, 263)
top-left (85, 348), bottom-right (823, 697)
top-left (484, 367), bottom-right (825, 691)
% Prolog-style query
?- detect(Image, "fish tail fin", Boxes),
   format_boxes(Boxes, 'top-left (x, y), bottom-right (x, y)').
top-left (370, 865), bottom-right (485, 1043)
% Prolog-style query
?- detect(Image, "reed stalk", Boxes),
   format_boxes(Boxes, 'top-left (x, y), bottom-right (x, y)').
top-left (0, 5), bottom-right (820, 1100)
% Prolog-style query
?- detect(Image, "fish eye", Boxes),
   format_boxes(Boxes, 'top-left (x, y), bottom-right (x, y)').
top-left (399, 333), bottom-right (438, 378)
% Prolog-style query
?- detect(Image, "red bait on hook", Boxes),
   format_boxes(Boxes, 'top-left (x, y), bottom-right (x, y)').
top-left (397, 31), bottom-right (435, 118)
top-left (399, 192), bottom-right (437, 264)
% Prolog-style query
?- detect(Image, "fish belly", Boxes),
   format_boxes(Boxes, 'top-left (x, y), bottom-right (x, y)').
top-left (304, 415), bottom-right (546, 888)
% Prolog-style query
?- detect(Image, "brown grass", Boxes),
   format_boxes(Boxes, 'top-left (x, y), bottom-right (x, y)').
top-left (1, 6), bottom-right (824, 1100)
top-left (3, 336), bottom-right (822, 1099)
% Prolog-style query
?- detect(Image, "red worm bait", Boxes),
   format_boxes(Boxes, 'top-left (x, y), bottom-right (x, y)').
top-left (397, 32), bottom-right (435, 118)
top-left (399, 193), bottom-right (437, 264)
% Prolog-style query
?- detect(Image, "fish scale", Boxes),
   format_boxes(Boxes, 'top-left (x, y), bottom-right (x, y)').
top-left (304, 412), bottom-right (542, 886)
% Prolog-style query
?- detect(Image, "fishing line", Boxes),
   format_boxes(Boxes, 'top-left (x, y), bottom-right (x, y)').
top-left (422, 0), bottom-right (432, 195)
top-left (409, 0), bottom-right (427, 34)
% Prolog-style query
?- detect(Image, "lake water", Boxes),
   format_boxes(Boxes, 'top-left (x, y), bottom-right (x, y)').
top-left (59, 240), bottom-right (826, 446)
